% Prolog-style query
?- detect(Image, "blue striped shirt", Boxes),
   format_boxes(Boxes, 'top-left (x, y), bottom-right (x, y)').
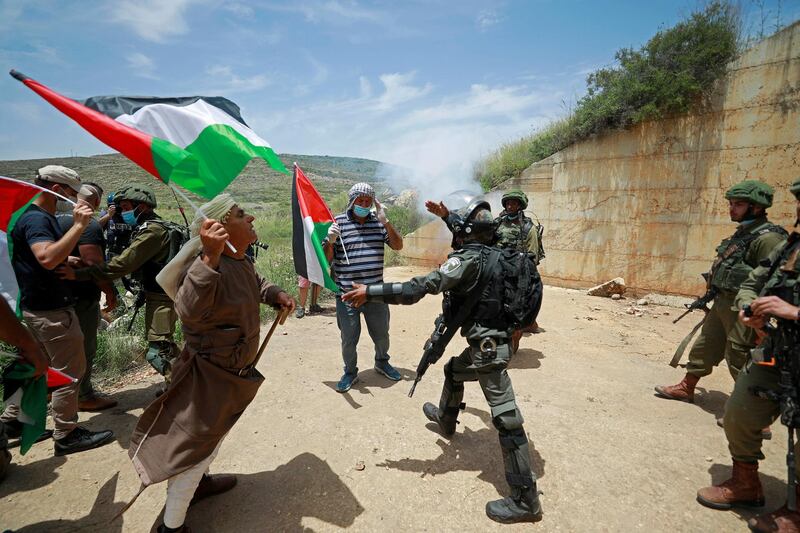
top-left (332, 210), bottom-right (389, 292)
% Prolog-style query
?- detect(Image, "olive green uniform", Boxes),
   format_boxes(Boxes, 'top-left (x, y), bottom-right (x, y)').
top-left (75, 215), bottom-right (178, 375)
top-left (495, 213), bottom-right (542, 263)
top-left (729, 234), bottom-right (798, 471)
top-left (367, 244), bottom-right (537, 505)
top-left (685, 218), bottom-right (786, 379)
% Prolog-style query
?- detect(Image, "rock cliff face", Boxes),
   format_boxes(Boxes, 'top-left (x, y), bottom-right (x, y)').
top-left (401, 22), bottom-right (800, 296)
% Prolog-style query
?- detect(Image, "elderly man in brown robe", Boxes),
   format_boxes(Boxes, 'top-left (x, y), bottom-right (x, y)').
top-left (127, 194), bottom-right (295, 533)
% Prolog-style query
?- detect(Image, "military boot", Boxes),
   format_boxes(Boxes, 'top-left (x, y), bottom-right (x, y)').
top-left (654, 373), bottom-right (700, 403)
top-left (486, 486), bottom-right (543, 524)
top-left (422, 402), bottom-right (458, 436)
top-left (748, 486), bottom-right (800, 532)
top-left (697, 460), bottom-right (765, 510)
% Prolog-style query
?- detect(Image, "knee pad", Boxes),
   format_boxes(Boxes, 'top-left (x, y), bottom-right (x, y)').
top-left (492, 403), bottom-right (524, 431)
top-left (146, 341), bottom-right (174, 375)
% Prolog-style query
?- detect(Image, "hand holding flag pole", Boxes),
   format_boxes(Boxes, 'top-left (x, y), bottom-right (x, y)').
top-left (168, 183), bottom-right (238, 254)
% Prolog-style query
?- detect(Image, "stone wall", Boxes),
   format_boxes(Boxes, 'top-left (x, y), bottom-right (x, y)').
top-left (400, 22), bottom-right (800, 296)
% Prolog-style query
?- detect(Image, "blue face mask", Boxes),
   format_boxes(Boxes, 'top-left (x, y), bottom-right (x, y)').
top-left (506, 212), bottom-right (519, 220)
top-left (353, 204), bottom-right (371, 218)
top-left (121, 209), bottom-right (138, 225)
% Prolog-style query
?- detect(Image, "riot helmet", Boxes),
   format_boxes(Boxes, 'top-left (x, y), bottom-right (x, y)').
top-left (446, 199), bottom-right (496, 248)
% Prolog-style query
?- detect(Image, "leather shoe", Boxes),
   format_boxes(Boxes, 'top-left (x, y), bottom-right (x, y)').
top-left (190, 474), bottom-right (237, 505)
top-left (78, 395), bottom-right (118, 412)
top-left (54, 426), bottom-right (114, 456)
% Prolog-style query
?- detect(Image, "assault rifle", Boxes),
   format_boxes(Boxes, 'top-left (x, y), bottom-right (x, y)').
top-left (672, 285), bottom-right (718, 324)
top-left (127, 289), bottom-right (146, 332)
top-left (745, 304), bottom-right (800, 512)
top-left (408, 314), bottom-right (453, 398)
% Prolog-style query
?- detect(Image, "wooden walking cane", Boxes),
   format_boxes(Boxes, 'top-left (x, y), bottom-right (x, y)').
top-left (254, 308), bottom-right (289, 364)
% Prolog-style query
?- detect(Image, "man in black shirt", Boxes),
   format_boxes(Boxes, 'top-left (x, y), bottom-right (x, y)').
top-left (57, 182), bottom-right (118, 411)
top-left (0, 165), bottom-right (114, 456)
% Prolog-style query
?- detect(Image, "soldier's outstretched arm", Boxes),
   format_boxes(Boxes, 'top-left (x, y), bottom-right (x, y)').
top-left (73, 225), bottom-right (168, 282)
top-left (341, 255), bottom-right (478, 307)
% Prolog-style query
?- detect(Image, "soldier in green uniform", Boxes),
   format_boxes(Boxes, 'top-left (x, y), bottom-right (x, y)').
top-left (494, 190), bottom-right (543, 264)
top-left (343, 200), bottom-right (542, 524)
top-left (61, 185), bottom-right (186, 383)
top-left (696, 178), bottom-right (800, 533)
top-left (494, 190), bottom-right (543, 350)
top-left (655, 180), bottom-right (786, 404)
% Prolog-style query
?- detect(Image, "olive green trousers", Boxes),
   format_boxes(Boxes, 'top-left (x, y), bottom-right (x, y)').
top-left (685, 292), bottom-right (754, 380)
top-left (724, 361), bottom-right (800, 474)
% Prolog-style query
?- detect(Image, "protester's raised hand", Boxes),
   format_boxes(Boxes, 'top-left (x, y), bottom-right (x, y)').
top-left (327, 222), bottom-right (341, 243)
top-left (72, 202), bottom-right (94, 228)
top-left (425, 200), bottom-right (449, 218)
top-left (200, 219), bottom-right (229, 258)
top-left (375, 199), bottom-right (389, 224)
top-left (342, 283), bottom-right (368, 308)
top-left (107, 204), bottom-right (116, 217)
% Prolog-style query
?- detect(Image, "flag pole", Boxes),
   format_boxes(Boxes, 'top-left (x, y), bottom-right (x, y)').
top-left (292, 163), bottom-right (349, 265)
top-left (0, 176), bottom-right (78, 206)
top-left (168, 183), bottom-right (238, 254)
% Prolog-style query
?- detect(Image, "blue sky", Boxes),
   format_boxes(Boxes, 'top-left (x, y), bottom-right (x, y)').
top-left (0, 0), bottom-right (795, 187)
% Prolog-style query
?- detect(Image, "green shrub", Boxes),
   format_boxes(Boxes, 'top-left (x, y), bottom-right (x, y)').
top-left (475, 1), bottom-right (741, 190)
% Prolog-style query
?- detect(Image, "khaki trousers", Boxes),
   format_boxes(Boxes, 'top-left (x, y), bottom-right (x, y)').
top-left (1, 307), bottom-right (85, 440)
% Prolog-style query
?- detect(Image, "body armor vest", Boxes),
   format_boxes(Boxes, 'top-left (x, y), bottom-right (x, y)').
top-left (131, 218), bottom-right (189, 294)
top-left (710, 222), bottom-right (787, 292)
top-left (495, 215), bottom-right (534, 251)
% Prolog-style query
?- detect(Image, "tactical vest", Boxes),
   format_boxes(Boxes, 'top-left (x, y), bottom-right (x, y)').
top-left (760, 233), bottom-right (800, 305)
top-left (495, 216), bottom-right (534, 251)
top-left (444, 245), bottom-right (542, 332)
top-left (709, 222), bottom-right (787, 293)
top-left (131, 219), bottom-right (189, 293)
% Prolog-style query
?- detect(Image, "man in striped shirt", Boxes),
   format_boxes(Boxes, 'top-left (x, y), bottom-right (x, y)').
top-left (323, 183), bottom-right (404, 393)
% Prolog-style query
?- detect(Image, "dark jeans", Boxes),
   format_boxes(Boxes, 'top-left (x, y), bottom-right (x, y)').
top-left (335, 297), bottom-right (390, 375)
top-left (74, 297), bottom-right (100, 399)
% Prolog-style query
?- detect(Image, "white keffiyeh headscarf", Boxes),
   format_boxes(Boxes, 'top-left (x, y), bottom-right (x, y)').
top-left (156, 194), bottom-right (237, 300)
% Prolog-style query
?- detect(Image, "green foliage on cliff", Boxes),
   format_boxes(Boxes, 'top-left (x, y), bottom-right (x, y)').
top-left (475, 1), bottom-right (740, 190)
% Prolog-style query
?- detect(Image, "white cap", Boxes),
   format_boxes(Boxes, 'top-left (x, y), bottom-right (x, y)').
top-left (37, 165), bottom-right (81, 193)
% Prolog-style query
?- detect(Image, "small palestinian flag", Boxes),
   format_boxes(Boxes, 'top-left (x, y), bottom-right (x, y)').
top-left (291, 165), bottom-right (337, 292)
top-left (10, 70), bottom-right (288, 199)
top-left (1, 361), bottom-right (47, 455)
top-left (0, 176), bottom-right (42, 314)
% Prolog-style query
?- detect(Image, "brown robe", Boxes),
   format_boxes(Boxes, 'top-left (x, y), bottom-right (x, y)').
top-left (128, 254), bottom-right (285, 486)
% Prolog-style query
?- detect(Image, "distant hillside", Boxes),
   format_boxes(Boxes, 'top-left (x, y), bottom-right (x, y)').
top-left (0, 152), bottom-right (413, 213)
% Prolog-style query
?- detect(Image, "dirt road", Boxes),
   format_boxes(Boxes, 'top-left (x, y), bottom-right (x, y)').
top-left (0, 266), bottom-right (792, 532)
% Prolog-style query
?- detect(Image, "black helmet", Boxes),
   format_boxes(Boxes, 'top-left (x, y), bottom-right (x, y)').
top-left (114, 185), bottom-right (157, 208)
top-left (446, 199), bottom-right (496, 247)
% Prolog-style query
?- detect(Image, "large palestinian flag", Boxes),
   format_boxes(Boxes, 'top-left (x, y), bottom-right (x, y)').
top-left (0, 176), bottom-right (42, 313)
top-left (291, 165), bottom-right (338, 292)
top-left (10, 69), bottom-right (288, 199)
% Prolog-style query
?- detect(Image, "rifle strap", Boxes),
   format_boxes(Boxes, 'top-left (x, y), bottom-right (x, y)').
top-left (669, 316), bottom-right (706, 368)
